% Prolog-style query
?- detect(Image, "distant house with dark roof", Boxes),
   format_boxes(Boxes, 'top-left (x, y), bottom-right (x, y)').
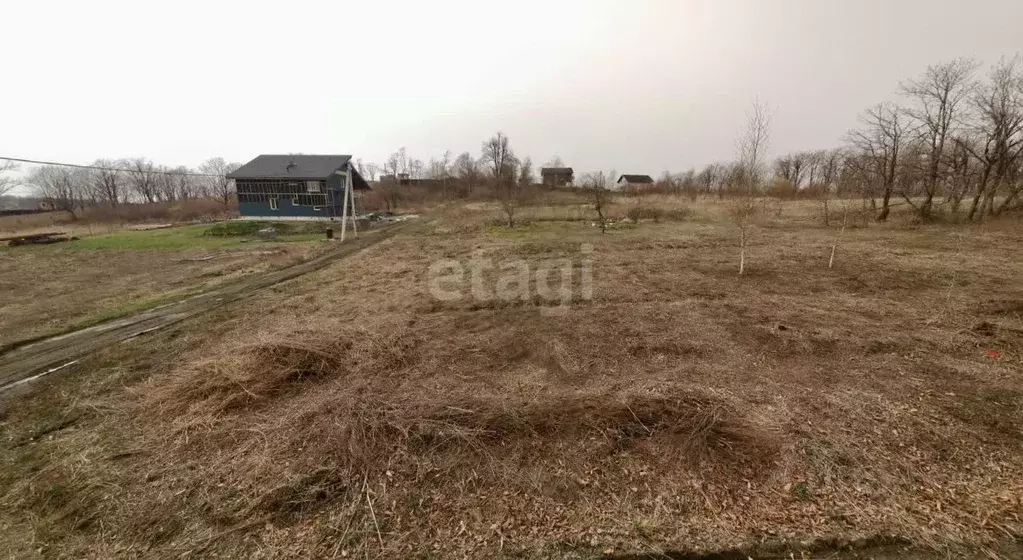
top-left (227, 155), bottom-right (371, 220)
top-left (541, 167), bottom-right (574, 187)
top-left (616, 174), bottom-right (655, 191)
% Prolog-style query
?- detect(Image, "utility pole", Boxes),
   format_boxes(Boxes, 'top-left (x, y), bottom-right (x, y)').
top-left (340, 164), bottom-right (351, 241)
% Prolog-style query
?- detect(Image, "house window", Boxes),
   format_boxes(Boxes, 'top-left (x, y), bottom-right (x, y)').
top-left (269, 198), bottom-right (278, 211)
top-left (306, 181), bottom-right (321, 193)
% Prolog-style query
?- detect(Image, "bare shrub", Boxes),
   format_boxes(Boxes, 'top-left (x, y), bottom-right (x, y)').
top-left (625, 205), bottom-right (691, 223)
top-left (582, 171), bottom-right (613, 233)
top-left (77, 197), bottom-right (236, 225)
top-left (626, 206), bottom-right (662, 222)
top-left (766, 177), bottom-right (796, 200)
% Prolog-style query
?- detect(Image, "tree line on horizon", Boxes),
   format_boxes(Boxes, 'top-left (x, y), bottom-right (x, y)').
top-left (9, 54), bottom-right (1021, 224)
top-left (358, 55), bottom-right (1023, 223)
top-left (4, 158), bottom-right (240, 219)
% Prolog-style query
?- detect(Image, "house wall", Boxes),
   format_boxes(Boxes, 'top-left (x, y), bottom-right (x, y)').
top-left (326, 173), bottom-right (345, 216)
top-left (239, 197), bottom-right (329, 218)
top-left (236, 173), bottom-right (354, 219)
top-left (542, 173), bottom-right (573, 187)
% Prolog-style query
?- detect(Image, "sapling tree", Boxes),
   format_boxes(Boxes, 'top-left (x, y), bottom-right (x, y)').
top-left (730, 100), bottom-right (771, 276)
top-left (583, 171), bottom-right (612, 233)
top-left (828, 198), bottom-right (851, 269)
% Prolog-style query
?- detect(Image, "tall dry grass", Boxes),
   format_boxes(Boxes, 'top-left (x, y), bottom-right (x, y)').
top-left (0, 197), bottom-right (237, 236)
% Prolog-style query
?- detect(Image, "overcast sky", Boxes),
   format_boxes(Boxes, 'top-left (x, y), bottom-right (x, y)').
top-left (3, 0), bottom-right (1022, 185)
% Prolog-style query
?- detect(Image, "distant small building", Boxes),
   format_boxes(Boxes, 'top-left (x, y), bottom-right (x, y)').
top-left (541, 167), bottom-right (574, 187)
top-left (616, 174), bottom-right (655, 191)
top-left (228, 155), bottom-right (371, 220)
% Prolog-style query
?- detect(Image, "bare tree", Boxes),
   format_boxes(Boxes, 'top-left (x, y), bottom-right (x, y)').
top-left (901, 58), bottom-right (978, 219)
top-left (439, 150), bottom-right (452, 197)
top-left (427, 157), bottom-right (445, 180)
top-left (945, 137), bottom-right (977, 214)
top-left (90, 159), bottom-right (122, 207)
top-left (482, 133), bottom-right (521, 226)
top-left (387, 147), bottom-right (410, 179)
top-left (425, 151), bottom-right (453, 197)
top-left (815, 149), bottom-right (844, 225)
top-left (454, 152), bottom-right (480, 196)
top-left (199, 157), bottom-right (240, 208)
top-left (773, 153), bottom-right (807, 191)
top-left (544, 156), bottom-right (565, 168)
top-left (363, 163), bottom-right (380, 182)
top-left (0, 160), bottom-right (20, 198)
top-left (376, 179), bottom-right (401, 212)
top-left (837, 152), bottom-right (875, 226)
top-left (125, 157), bottom-right (159, 203)
top-left (481, 132), bottom-right (515, 183)
top-left (847, 102), bottom-right (909, 221)
top-left (151, 166), bottom-right (175, 202)
top-left (696, 164), bottom-right (721, 198)
top-left (169, 166), bottom-right (197, 200)
top-left (384, 152), bottom-right (400, 180)
top-left (518, 157), bottom-right (535, 187)
top-left (678, 169), bottom-right (699, 200)
top-left (28, 165), bottom-right (85, 218)
top-left (409, 159), bottom-right (424, 180)
top-left (653, 171), bottom-right (676, 194)
top-left (730, 100), bottom-right (771, 276)
top-left (965, 57), bottom-right (1023, 219)
top-left (583, 171), bottom-right (613, 233)
top-left (379, 153), bottom-right (403, 210)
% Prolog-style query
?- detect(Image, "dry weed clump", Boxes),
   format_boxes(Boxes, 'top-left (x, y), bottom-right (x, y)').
top-left (625, 206), bottom-right (692, 223)
top-left (369, 392), bottom-right (779, 470)
top-left (130, 313), bottom-right (783, 536)
top-left (146, 326), bottom-right (418, 416)
top-left (145, 321), bottom-right (780, 470)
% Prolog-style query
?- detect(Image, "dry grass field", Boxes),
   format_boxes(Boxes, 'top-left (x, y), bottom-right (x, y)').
top-left (1, 196), bottom-right (1021, 558)
top-left (0, 223), bottom-right (330, 349)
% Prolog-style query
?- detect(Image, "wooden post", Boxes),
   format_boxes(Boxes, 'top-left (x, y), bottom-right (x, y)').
top-left (350, 170), bottom-right (359, 238)
top-left (340, 166), bottom-right (351, 242)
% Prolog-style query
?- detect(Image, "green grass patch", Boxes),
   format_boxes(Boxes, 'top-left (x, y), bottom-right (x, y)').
top-left (0, 287), bottom-right (210, 354)
top-left (204, 221), bottom-right (287, 237)
top-left (66, 288), bottom-right (209, 331)
top-left (68, 222), bottom-right (328, 250)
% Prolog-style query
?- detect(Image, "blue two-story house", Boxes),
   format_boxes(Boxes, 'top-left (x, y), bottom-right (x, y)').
top-left (227, 154), bottom-right (371, 220)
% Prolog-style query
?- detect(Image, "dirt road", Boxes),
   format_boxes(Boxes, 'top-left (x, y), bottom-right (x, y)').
top-left (0, 223), bottom-right (408, 392)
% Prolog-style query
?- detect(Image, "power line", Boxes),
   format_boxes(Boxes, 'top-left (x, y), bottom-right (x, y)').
top-left (0, 156), bottom-right (225, 178)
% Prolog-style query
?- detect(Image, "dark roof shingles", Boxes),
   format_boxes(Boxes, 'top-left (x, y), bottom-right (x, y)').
top-left (227, 155), bottom-right (353, 179)
top-left (619, 174), bottom-right (654, 183)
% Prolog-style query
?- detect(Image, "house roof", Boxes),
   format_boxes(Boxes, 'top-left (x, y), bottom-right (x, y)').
top-left (541, 167), bottom-right (574, 175)
top-left (618, 174), bottom-right (654, 184)
top-left (228, 154), bottom-right (370, 189)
